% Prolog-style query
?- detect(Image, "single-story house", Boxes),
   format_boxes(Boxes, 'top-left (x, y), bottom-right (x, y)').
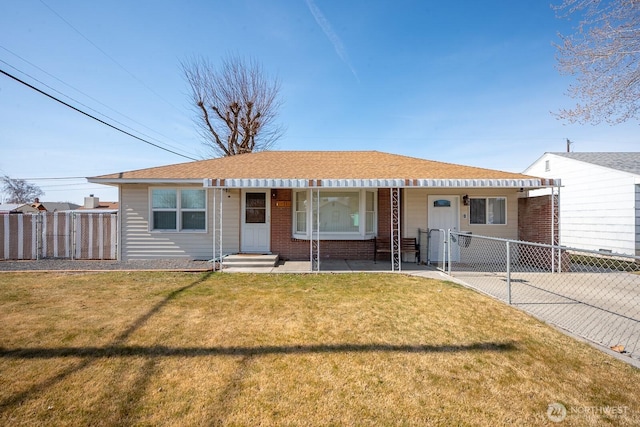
top-left (88, 151), bottom-right (557, 267)
top-left (0, 203), bottom-right (38, 214)
top-left (31, 198), bottom-right (81, 212)
top-left (75, 195), bottom-right (119, 213)
top-left (525, 152), bottom-right (640, 256)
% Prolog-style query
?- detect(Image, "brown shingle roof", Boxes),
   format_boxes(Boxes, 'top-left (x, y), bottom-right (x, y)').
top-left (90, 151), bottom-right (539, 181)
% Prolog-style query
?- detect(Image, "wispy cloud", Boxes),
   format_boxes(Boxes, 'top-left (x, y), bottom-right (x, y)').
top-left (304, 0), bottom-right (359, 82)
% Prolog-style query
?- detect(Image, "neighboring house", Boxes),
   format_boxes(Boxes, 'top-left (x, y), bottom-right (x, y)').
top-left (31, 198), bottom-right (80, 212)
top-left (525, 152), bottom-right (640, 256)
top-left (75, 195), bottom-right (119, 213)
top-left (0, 203), bottom-right (38, 214)
top-left (88, 151), bottom-right (556, 262)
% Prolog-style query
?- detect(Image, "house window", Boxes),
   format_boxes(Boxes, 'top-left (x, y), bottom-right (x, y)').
top-left (293, 189), bottom-right (377, 239)
top-left (245, 192), bottom-right (267, 223)
top-left (470, 197), bottom-right (506, 225)
top-left (545, 160), bottom-right (550, 172)
top-left (151, 188), bottom-right (206, 231)
top-left (295, 191), bottom-right (307, 233)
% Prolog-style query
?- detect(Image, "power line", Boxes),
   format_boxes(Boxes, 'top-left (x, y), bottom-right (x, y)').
top-left (38, 0), bottom-right (184, 115)
top-left (0, 59), bottom-right (198, 157)
top-left (0, 67), bottom-right (198, 161)
top-left (0, 45), bottom-right (196, 155)
top-left (17, 177), bottom-right (85, 180)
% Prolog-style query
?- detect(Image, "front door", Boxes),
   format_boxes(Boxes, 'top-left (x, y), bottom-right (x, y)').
top-left (427, 195), bottom-right (460, 262)
top-left (241, 191), bottom-right (270, 253)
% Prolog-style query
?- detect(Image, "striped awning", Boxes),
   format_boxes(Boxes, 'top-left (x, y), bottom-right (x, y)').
top-left (203, 178), bottom-right (558, 189)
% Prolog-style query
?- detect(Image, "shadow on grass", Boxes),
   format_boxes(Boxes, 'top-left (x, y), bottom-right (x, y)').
top-left (0, 270), bottom-right (517, 423)
top-left (0, 341), bottom-right (518, 359)
top-left (0, 271), bottom-right (213, 417)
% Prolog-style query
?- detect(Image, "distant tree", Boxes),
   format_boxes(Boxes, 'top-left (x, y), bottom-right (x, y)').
top-left (1, 175), bottom-right (44, 204)
top-left (182, 55), bottom-right (284, 157)
top-left (554, 0), bottom-right (640, 124)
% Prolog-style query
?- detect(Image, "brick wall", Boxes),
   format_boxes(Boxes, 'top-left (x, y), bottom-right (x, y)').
top-left (270, 189), bottom-right (392, 261)
top-left (518, 194), bottom-right (558, 244)
top-left (518, 194), bottom-right (567, 271)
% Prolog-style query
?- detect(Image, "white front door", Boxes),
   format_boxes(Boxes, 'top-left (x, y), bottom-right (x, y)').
top-left (428, 195), bottom-right (460, 262)
top-left (241, 190), bottom-right (270, 253)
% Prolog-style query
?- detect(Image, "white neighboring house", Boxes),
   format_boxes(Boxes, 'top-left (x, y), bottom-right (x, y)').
top-left (524, 152), bottom-right (640, 256)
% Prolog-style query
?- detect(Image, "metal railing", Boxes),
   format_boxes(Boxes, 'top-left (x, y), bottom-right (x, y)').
top-left (426, 229), bottom-right (640, 362)
top-left (418, 228), bottom-right (447, 272)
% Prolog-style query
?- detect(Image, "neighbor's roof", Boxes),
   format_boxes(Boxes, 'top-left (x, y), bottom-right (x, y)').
top-left (0, 203), bottom-right (38, 213)
top-left (89, 151), bottom-right (554, 188)
top-left (551, 152), bottom-right (640, 176)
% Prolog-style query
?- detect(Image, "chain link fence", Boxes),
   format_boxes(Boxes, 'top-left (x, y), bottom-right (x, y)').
top-left (426, 229), bottom-right (640, 362)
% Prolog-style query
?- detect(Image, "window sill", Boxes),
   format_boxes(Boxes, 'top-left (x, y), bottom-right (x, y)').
top-left (150, 229), bottom-right (207, 233)
top-left (293, 233), bottom-right (376, 241)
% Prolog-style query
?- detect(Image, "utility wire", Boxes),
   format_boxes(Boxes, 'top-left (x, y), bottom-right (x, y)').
top-left (0, 67), bottom-right (198, 161)
top-left (0, 45), bottom-right (196, 155)
top-left (38, 0), bottom-right (184, 115)
top-left (18, 177), bottom-right (86, 180)
top-left (0, 58), bottom-right (198, 158)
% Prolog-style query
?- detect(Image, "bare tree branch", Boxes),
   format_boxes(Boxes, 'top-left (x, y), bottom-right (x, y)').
top-left (181, 55), bottom-right (284, 157)
top-left (554, 0), bottom-right (640, 124)
top-left (1, 175), bottom-right (44, 204)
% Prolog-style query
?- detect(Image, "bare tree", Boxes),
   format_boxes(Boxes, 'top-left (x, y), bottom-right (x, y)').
top-left (554, 0), bottom-right (640, 124)
top-left (1, 175), bottom-right (44, 204)
top-left (182, 55), bottom-right (284, 157)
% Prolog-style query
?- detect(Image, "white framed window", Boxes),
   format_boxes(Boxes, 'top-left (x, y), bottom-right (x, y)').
top-left (470, 197), bottom-right (506, 225)
top-left (293, 189), bottom-right (377, 239)
top-left (150, 188), bottom-right (206, 231)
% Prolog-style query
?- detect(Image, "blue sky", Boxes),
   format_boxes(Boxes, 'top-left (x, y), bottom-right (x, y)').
top-left (1, 0), bottom-right (638, 204)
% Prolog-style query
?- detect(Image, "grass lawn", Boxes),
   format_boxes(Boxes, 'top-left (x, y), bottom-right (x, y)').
top-left (0, 271), bottom-right (638, 426)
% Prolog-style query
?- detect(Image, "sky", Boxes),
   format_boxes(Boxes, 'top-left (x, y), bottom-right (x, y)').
top-left (1, 0), bottom-right (638, 204)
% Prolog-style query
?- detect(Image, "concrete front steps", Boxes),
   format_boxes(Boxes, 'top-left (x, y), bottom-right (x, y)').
top-left (222, 254), bottom-right (279, 270)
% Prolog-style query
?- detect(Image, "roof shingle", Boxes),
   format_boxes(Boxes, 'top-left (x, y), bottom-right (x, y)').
top-left (91, 151), bottom-right (539, 181)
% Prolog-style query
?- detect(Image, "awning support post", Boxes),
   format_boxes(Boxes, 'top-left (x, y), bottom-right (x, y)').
top-left (391, 187), bottom-right (401, 272)
top-left (310, 187), bottom-right (320, 272)
top-left (212, 187), bottom-right (223, 271)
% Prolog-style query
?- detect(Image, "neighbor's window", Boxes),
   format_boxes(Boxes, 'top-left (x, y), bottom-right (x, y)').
top-left (470, 197), bottom-right (506, 225)
top-left (293, 189), bottom-right (377, 238)
top-left (151, 188), bottom-right (206, 231)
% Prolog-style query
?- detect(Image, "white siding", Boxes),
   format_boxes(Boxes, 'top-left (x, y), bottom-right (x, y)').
top-left (120, 184), bottom-right (239, 260)
top-left (526, 154), bottom-right (638, 255)
top-left (404, 189), bottom-right (520, 240)
top-left (221, 189), bottom-right (240, 255)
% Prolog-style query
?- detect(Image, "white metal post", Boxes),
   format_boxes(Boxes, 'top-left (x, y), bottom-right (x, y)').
top-left (506, 240), bottom-right (511, 304)
top-left (212, 188), bottom-right (216, 270)
top-left (391, 188), bottom-right (401, 272)
top-left (211, 188), bottom-right (223, 271)
top-left (310, 188), bottom-right (320, 272)
top-left (446, 229), bottom-right (451, 275)
top-left (555, 183), bottom-right (562, 273)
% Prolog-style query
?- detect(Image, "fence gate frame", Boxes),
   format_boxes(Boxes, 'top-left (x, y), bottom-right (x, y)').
top-left (1, 212), bottom-right (117, 261)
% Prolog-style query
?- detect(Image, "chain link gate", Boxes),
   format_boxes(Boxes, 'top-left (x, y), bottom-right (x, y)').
top-left (428, 229), bottom-right (640, 362)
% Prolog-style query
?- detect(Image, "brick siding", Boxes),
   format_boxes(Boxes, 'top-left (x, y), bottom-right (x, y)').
top-left (270, 189), bottom-right (393, 261)
top-left (518, 194), bottom-right (558, 245)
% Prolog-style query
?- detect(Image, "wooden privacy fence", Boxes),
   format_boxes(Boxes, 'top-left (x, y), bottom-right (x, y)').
top-left (0, 212), bottom-right (117, 260)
